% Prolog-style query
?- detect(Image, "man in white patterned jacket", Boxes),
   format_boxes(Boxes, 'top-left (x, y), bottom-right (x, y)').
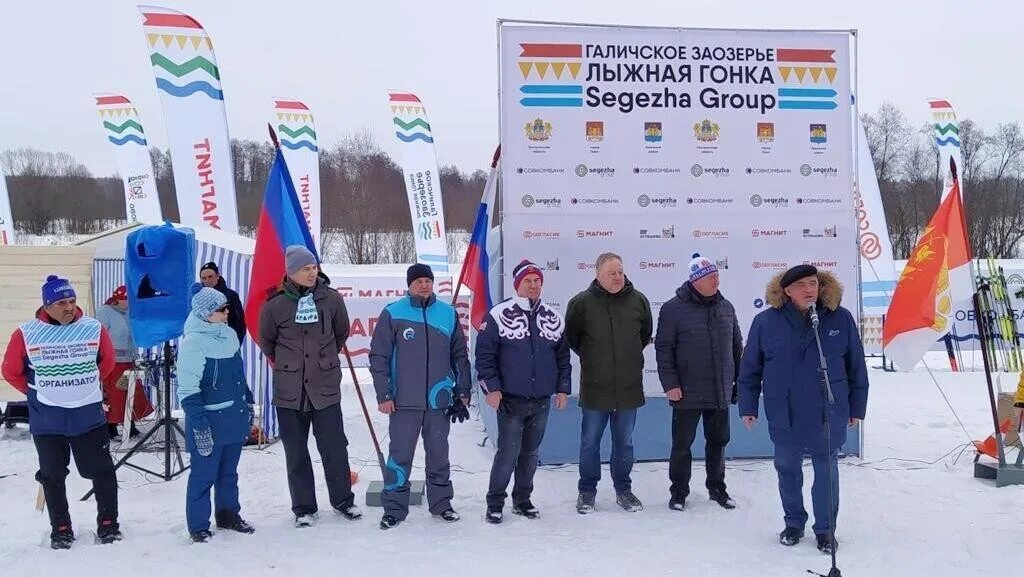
top-left (2, 275), bottom-right (121, 549)
top-left (475, 259), bottom-right (571, 524)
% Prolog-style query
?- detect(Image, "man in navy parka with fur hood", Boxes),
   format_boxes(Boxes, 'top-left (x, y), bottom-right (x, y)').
top-left (737, 265), bottom-right (868, 555)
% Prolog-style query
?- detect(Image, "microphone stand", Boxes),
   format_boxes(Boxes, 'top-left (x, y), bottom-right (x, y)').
top-left (807, 303), bottom-right (841, 577)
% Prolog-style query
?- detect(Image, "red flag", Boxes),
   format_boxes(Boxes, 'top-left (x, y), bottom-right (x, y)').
top-left (883, 164), bottom-right (972, 370)
top-left (245, 140), bottom-right (318, 345)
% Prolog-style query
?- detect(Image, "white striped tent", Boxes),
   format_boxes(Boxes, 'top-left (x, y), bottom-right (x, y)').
top-left (77, 223), bottom-right (278, 437)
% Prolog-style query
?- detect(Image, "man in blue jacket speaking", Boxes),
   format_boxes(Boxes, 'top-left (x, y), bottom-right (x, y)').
top-left (370, 264), bottom-right (472, 530)
top-left (476, 260), bottom-right (571, 524)
top-left (737, 264), bottom-right (868, 555)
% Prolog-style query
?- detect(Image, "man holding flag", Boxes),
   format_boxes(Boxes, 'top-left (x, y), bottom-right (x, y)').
top-left (248, 131), bottom-right (360, 528)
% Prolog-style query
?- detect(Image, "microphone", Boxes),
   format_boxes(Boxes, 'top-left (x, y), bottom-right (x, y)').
top-left (808, 302), bottom-right (820, 327)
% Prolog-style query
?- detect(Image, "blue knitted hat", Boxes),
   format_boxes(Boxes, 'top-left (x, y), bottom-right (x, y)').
top-left (191, 287), bottom-right (227, 320)
top-left (42, 275), bottom-right (76, 306)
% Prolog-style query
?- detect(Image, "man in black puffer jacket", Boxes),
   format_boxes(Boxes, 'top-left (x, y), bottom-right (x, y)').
top-left (655, 254), bottom-right (743, 512)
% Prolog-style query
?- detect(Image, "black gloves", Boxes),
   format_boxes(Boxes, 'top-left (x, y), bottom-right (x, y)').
top-left (731, 384), bottom-right (738, 405)
top-left (446, 397), bottom-right (470, 424)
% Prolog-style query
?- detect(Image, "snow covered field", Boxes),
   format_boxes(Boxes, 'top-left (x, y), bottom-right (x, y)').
top-left (0, 354), bottom-right (1018, 576)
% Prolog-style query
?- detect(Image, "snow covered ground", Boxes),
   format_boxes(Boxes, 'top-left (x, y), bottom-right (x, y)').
top-left (0, 353), bottom-right (1019, 576)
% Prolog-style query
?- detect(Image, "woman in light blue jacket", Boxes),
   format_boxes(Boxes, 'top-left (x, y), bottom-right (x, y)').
top-left (177, 287), bottom-right (254, 543)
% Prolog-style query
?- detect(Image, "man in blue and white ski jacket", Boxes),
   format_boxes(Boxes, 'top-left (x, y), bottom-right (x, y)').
top-left (475, 260), bottom-right (570, 523)
top-left (369, 264), bottom-right (471, 529)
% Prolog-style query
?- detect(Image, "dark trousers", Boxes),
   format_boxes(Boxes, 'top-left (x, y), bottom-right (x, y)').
top-left (578, 408), bottom-right (637, 494)
top-left (33, 425), bottom-right (118, 531)
top-left (774, 443), bottom-right (839, 535)
top-left (668, 408), bottom-right (730, 499)
top-left (486, 396), bottom-right (551, 509)
top-left (186, 441), bottom-right (243, 533)
top-left (381, 408), bottom-right (452, 519)
top-left (276, 403), bottom-right (354, 516)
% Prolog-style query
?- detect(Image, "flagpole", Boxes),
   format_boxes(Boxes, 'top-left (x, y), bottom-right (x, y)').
top-left (259, 122), bottom-right (281, 448)
top-left (342, 346), bottom-right (387, 476)
top-left (267, 122), bottom-right (280, 150)
top-left (950, 157), bottom-right (987, 368)
top-left (450, 145), bottom-right (500, 308)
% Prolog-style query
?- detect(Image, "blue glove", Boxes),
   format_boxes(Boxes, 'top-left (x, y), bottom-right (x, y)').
top-left (191, 414), bottom-right (213, 457)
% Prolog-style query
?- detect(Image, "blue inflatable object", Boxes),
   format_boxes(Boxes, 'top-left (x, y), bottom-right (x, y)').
top-left (125, 223), bottom-right (196, 348)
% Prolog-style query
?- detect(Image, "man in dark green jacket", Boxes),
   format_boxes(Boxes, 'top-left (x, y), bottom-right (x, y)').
top-left (565, 252), bottom-right (653, 514)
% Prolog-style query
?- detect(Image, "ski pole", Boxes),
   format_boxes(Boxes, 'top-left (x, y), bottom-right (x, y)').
top-left (342, 346), bottom-right (387, 475)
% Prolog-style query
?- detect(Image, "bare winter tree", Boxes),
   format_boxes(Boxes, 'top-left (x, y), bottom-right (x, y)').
top-left (861, 100), bottom-right (1024, 258)
top-left (231, 138), bottom-right (275, 228)
top-left (319, 227), bottom-right (343, 261)
top-left (2, 133), bottom-right (482, 256)
top-left (862, 102), bottom-right (911, 184)
top-left (966, 123), bottom-right (1024, 257)
top-left (883, 136), bottom-right (938, 258)
top-left (325, 130), bottom-right (392, 264)
top-left (446, 228), bottom-right (469, 263)
top-left (1, 148), bottom-right (98, 235)
top-left (149, 147), bottom-right (179, 222)
top-left (384, 230), bottom-right (415, 263)
top-left (957, 119), bottom-right (993, 192)
top-left (863, 105), bottom-right (917, 258)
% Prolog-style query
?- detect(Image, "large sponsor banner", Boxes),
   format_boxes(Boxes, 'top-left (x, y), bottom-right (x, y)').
top-left (0, 166), bottom-right (13, 245)
top-left (273, 98), bottom-right (321, 251)
top-left (500, 25), bottom-right (856, 392)
top-left (94, 94), bottom-right (163, 224)
top-left (388, 91), bottom-right (450, 275)
top-left (139, 6), bottom-right (239, 233)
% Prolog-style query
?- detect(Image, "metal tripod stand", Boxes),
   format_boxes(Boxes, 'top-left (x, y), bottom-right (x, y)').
top-left (82, 342), bottom-right (188, 501)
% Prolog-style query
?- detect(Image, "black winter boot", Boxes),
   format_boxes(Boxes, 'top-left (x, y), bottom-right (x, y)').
top-left (50, 525), bottom-right (75, 550)
top-left (485, 506), bottom-right (503, 524)
top-left (779, 527), bottom-right (804, 546)
top-left (96, 519), bottom-right (123, 544)
top-left (379, 515), bottom-right (401, 530)
top-left (190, 530), bottom-right (213, 543)
top-left (512, 501), bottom-right (539, 519)
top-left (816, 533), bottom-right (839, 554)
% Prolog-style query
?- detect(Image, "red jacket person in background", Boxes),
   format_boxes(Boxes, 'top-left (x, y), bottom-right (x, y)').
top-left (96, 284), bottom-right (154, 439)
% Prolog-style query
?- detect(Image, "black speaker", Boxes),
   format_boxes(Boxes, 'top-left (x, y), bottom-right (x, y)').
top-left (125, 223), bottom-right (196, 348)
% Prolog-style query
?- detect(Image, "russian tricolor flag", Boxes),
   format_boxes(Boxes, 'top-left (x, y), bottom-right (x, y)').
top-left (245, 137), bottom-right (319, 344)
top-left (456, 146), bottom-right (500, 330)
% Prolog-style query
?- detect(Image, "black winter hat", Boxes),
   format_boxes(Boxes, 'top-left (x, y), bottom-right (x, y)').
top-left (780, 264), bottom-right (818, 289)
top-left (406, 263), bottom-right (434, 286)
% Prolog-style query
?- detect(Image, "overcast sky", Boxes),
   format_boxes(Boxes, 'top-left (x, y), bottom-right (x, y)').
top-left (0, 0), bottom-right (1018, 176)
